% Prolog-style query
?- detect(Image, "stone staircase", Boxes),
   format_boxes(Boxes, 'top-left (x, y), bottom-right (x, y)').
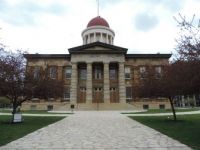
top-left (55, 102), bottom-right (140, 111)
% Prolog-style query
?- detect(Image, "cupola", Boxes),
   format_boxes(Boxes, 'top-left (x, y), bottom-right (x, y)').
top-left (82, 16), bottom-right (115, 45)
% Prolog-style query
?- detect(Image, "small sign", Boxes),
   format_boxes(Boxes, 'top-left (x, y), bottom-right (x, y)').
top-left (13, 113), bottom-right (22, 123)
top-left (71, 104), bottom-right (75, 109)
top-left (70, 104), bottom-right (75, 113)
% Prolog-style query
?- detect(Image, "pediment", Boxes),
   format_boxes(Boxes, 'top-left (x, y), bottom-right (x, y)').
top-left (83, 45), bottom-right (116, 51)
top-left (68, 42), bottom-right (127, 54)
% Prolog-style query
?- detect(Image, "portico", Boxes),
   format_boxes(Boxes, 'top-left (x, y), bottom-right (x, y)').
top-left (69, 51), bottom-right (127, 105)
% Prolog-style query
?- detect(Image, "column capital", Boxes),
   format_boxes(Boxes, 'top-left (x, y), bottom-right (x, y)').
top-left (71, 62), bottom-right (78, 65)
top-left (103, 61), bottom-right (110, 64)
top-left (86, 62), bottom-right (93, 65)
top-left (103, 62), bottom-right (109, 64)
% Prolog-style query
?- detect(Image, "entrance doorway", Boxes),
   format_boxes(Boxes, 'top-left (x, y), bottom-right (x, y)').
top-left (93, 87), bottom-right (103, 103)
top-left (110, 87), bottom-right (119, 103)
top-left (77, 87), bottom-right (86, 103)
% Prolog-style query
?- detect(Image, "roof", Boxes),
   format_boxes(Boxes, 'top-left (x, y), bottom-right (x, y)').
top-left (23, 50), bottom-right (171, 60)
top-left (87, 16), bottom-right (110, 28)
top-left (24, 54), bottom-right (70, 59)
top-left (126, 54), bottom-right (172, 59)
top-left (68, 41), bottom-right (128, 54)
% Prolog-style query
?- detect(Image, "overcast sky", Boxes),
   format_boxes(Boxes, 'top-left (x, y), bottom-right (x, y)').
top-left (0, 0), bottom-right (200, 54)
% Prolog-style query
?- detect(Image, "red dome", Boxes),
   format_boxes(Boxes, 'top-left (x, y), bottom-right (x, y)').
top-left (87, 16), bottom-right (110, 28)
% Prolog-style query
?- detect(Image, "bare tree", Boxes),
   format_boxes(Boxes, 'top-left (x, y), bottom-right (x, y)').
top-left (174, 14), bottom-right (200, 60)
top-left (174, 14), bottom-right (200, 104)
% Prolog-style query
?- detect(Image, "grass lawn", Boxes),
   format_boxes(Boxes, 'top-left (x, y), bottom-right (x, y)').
top-left (0, 109), bottom-right (73, 114)
top-left (122, 108), bottom-right (200, 114)
top-left (0, 115), bottom-right (65, 146)
top-left (130, 114), bottom-right (200, 150)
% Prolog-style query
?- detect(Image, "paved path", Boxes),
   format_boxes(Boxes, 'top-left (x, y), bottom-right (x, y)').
top-left (1, 111), bottom-right (191, 150)
top-left (123, 110), bottom-right (200, 116)
top-left (0, 113), bottom-right (69, 117)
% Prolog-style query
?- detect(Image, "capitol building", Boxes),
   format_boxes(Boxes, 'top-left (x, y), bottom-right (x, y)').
top-left (23, 16), bottom-right (171, 110)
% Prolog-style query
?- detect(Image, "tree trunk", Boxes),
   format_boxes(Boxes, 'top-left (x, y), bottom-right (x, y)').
top-left (169, 97), bottom-right (177, 121)
top-left (11, 104), bottom-right (18, 123)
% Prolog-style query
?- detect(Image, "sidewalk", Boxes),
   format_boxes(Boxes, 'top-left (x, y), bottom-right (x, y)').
top-left (0, 111), bottom-right (191, 150)
top-left (123, 110), bottom-right (200, 116)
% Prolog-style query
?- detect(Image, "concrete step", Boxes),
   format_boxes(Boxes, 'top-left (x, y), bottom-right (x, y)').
top-left (55, 103), bottom-right (140, 111)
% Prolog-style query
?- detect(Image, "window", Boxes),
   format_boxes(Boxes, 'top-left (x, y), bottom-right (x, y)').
top-left (63, 87), bottom-right (70, 100)
top-left (155, 66), bottom-right (162, 79)
top-left (140, 66), bottom-right (146, 79)
top-left (30, 105), bottom-right (36, 110)
top-left (159, 104), bottom-right (165, 109)
top-left (47, 105), bottom-right (53, 111)
top-left (126, 87), bottom-right (132, 99)
top-left (80, 68), bottom-right (87, 80)
top-left (143, 104), bottom-right (149, 109)
top-left (65, 67), bottom-right (71, 79)
top-left (94, 66), bottom-right (102, 79)
top-left (33, 66), bottom-right (40, 79)
top-left (80, 87), bottom-right (86, 92)
top-left (109, 68), bottom-right (117, 79)
top-left (49, 66), bottom-right (57, 79)
top-left (125, 67), bottom-right (131, 79)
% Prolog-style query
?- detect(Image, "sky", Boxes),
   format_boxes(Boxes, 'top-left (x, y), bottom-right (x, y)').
top-left (0, 0), bottom-right (200, 54)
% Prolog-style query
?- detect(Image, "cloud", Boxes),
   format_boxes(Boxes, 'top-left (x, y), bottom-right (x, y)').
top-left (134, 12), bottom-right (159, 32)
top-left (100, 0), bottom-right (122, 7)
top-left (0, 0), bottom-right (67, 26)
top-left (140, 0), bottom-right (184, 13)
top-left (162, 0), bottom-right (184, 12)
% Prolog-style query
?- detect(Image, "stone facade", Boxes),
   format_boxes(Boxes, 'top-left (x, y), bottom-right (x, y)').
top-left (23, 44), bottom-right (171, 111)
top-left (22, 16), bottom-right (171, 111)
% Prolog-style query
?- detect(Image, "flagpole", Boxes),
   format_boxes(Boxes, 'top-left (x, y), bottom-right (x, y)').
top-left (97, 0), bottom-right (99, 16)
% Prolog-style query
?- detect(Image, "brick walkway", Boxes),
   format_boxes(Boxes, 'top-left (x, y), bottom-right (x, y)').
top-left (0, 111), bottom-right (191, 150)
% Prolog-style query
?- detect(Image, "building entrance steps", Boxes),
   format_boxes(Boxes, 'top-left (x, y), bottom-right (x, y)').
top-left (56, 102), bottom-right (140, 111)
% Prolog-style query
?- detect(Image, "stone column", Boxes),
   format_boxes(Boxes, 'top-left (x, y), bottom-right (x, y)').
top-left (86, 63), bottom-right (92, 103)
top-left (104, 62), bottom-right (110, 103)
top-left (100, 33), bottom-right (103, 42)
top-left (70, 62), bottom-right (77, 104)
top-left (94, 33), bottom-right (96, 42)
top-left (106, 34), bottom-right (109, 44)
top-left (88, 34), bottom-right (91, 43)
top-left (118, 62), bottom-right (126, 103)
top-left (111, 37), bottom-right (113, 45)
